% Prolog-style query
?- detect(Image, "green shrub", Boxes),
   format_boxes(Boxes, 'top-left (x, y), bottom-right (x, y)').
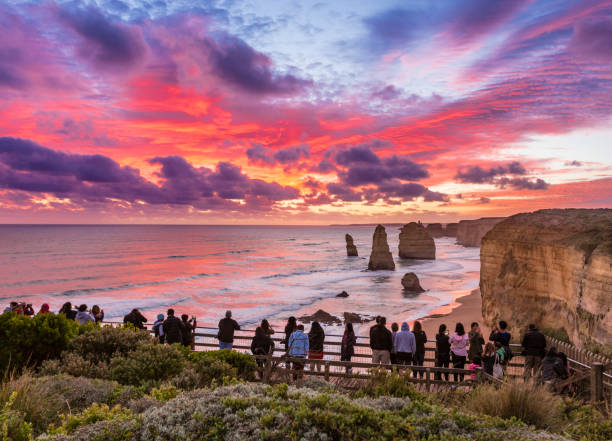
top-left (172, 357), bottom-right (237, 389)
top-left (0, 313), bottom-right (82, 372)
top-left (67, 326), bottom-right (153, 365)
top-left (49, 403), bottom-right (135, 435)
top-left (40, 353), bottom-right (111, 379)
top-left (189, 350), bottom-right (257, 381)
top-left (464, 379), bottom-right (565, 430)
top-left (355, 368), bottom-right (422, 400)
top-left (0, 392), bottom-right (33, 441)
top-left (564, 402), bottom-right (612, 441)
top-left (149, 384), bottom-right (181, 403)
top-left (109, 344), bottom-right (188, 388)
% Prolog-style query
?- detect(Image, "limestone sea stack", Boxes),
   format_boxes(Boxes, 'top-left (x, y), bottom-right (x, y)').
top-left (402, 272), bottom-right (425, 292)
top-left (426, 223), bottom-right (444, 238)
top-left (345, 234), bottom-right (358, 256)
top-left (444, 223), bottom-right (458, 237)
top-left (398, 222), bottom-right (435, 259)
top-left (456, 217), bottom-right (505, 247)
top-left (480, 209), bottom-right (612, 349)
top-left (368, 225), bottom-right (395, 270)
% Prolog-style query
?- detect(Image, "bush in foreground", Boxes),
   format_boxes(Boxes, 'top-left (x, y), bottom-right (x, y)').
top-left (464, 379), bottom-right (565, 430)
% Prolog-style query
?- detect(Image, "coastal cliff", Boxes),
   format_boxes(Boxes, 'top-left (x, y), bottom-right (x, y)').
top-left (457, 217), bottom-right (505, 247)
top-left (480, 209), bottom-right (612, 349)
top-left (399, 222), bottom-right (435, 259)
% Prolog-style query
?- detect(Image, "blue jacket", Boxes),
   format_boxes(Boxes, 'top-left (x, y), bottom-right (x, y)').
top-left (394, 322), bottom-right (416, 354)
top-left (288, 330), bottom-right (309, 357)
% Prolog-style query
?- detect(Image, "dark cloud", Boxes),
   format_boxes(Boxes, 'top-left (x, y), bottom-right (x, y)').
top-left (335, 145), bottom-right (381, 166)
top-left (569, 17), bottom-right (612, 61)
top-left (246, 144), bottom-right (310, 166)
top-left (455, 161), bottom-right (526, 184)
top-left (498, 177), bottom-right (549, 190)
top-left (565, 160), bottom-right (582, 167)
top-left (0, 137), bottom-right (300, 210)
top-left (371, 85), bottom-right (401, 100)
top-left (205, 34), bottom-right (312, 94)
top-left (455, 161), bottom-right (548, 190)
top-left (326, 183), bottom-right (362, 202)
top-left (59, 5), bottom-right (146, 70)
top-left (313, 159), bottom-right (336, 173)
top-left (339, 154), bottom-right (429, 186)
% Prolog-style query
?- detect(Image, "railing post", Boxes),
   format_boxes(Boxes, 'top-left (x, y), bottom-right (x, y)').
top-left (425, 368), bottom-right (431, 392)
top-left (324, 361), bottom-right (330, 381)
top-left (476, 367), bottom-right (483, 385)
top-left (590, 362), bottom-right (604, 403)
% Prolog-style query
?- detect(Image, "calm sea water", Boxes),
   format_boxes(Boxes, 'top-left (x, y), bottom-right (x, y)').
top-left (0, 225), bottom-right (479, 334)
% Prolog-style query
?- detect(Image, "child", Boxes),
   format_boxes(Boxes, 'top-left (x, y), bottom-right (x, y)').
top-left (469, 356), bottom-right (482, 380)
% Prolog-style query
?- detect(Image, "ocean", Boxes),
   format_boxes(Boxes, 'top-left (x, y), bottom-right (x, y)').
top-left (0, 225), bottom-right (480, 335)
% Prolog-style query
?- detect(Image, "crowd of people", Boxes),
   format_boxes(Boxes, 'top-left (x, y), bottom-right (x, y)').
top-left (3, 301), bottom-right (572, 384)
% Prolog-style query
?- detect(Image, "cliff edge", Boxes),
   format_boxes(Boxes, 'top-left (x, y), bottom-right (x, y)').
top-left (480, 209), bottom-right (612, 349)
top-left (457, 217), bottom-right (505, 247)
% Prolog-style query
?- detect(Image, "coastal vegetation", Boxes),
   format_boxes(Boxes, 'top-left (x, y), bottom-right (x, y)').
top-left (0, 316), bottom-right (609, 441)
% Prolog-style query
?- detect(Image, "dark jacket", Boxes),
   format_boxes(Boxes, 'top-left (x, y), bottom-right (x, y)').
top-left (284, 324), bottom-right (296, 347)
top-left (251, 333), bottom-right (274, 355)
top-left (414, 331), bottom-right (427, 356)
top-left (521, 328), bottom-right (547, 357)
top-left (468, 331), bottom-right (485, 360)
top-left (369, 324), bottom-right (393, 351)
top-left (123, 310), bottom-right (148, 329)
top-left (308, 328), bottom-right (325, 352)
top-left (218, 317), bottom-right (240, 343)
top-left (482, 354), bottom-right (495, 375)
top-left (163, 315), bottom-right (184, 344)
top-left (341, 331), bottom-right (357, 358)
top-left (181, 319), bottom-right (195, 346)
top-left (436, 333), bottom-right (451, 361)
top-left (541, 355), bottom-right (564, 381)
top-left (489, 330), bottom-right (511, 346)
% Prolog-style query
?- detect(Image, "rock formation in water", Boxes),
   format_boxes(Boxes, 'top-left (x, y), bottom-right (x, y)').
top-left (456, 217), bottom-right (505, 247)
top-left (402, 272), bottom-right (425, 292)
top-left (368, 225), bottom-right (395, 270)
top-left (398, 222), bottom-right (435, 259)
top-left (426, 223), bottom-right (444, 238)
top-left (299, 309), bottom-right (342, 325)
top-left (444, 223), bottom-right (458, 237)
top-left (345, 234), bottom-right (358, 257)
top-left (336, 291), bottom-right (349, 298)
top-left (480, 209), bottom-right (612, 349)
top-left (343, 312), bottom-right (374, 324)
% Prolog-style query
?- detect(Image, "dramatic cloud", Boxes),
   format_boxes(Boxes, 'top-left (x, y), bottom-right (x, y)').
top-left (455, 162), bottom-right (548, 190)
top-left (0, 138), bottom-right (300, 209)
top-left (59, 5), bottom-right (147, 70)
top-left (204, 34), bottom-right (312, 94)
top-left (246, 144), bottom-right (310, 166)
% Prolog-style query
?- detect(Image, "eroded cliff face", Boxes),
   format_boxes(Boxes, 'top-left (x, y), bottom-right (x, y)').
top-left (480, 209), bottom-right (612, 349)
top-left (456, 217), bottom-right (505, 247)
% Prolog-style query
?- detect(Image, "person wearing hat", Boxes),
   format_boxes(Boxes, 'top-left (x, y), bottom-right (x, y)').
top-left (153, 313), bottom-right (165, 344)
top-left (217, 310), bottom-right (240, 350)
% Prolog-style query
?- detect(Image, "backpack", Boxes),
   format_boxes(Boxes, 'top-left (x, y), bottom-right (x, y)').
top-left (493, 353), bottom-right (504, 379)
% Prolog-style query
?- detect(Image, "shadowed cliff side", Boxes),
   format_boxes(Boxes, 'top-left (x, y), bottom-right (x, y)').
top-left (480, 209), bottom-right (612, 350)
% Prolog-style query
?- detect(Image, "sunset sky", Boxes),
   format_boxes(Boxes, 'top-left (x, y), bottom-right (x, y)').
top-left (0, 0), bottom-right (610, 224)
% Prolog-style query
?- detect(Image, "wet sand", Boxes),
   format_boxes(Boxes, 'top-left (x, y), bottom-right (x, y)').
top-left (417, 288), bottom-right (490, 339)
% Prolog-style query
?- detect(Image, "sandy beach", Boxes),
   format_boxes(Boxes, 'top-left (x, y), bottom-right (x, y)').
top-left (418, 288), bottom-right (491, 340)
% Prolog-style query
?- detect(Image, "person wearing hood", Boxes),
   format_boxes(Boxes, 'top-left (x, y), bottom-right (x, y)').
top-left (153, 313), bottom-right (165, 344)
top-left (75, 304), bottom-right (95, 325)
top-left (38, 303), bottom-right (51, 315)
top-left (394, 322), bottom-right (416, 366)
top-left (288, 324), bottom-right (309, 380)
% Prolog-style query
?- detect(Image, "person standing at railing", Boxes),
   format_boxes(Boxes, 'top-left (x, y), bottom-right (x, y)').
top-left (283, 317), bottom-right (297, 351)
top-left (521, 323), bottom-right (547, 379)
top-left (308, 321), bottom-right (325, 372)
top-left (468, 322), bottom-right (485, 362)
top-left (261, 319), bottom-right (275, 336)
top-left (390, 322), bottom-right (399, 364)
top-left (153, 314), bottom-right (165, 344)
top-left (340, 323), bottom-right (356, 373)
top-left (123, 308), bottom-right (148, 330)
top-left (369, 316), bottom-right (392, 364)
top-left (181, 314), bottom-right (196, 348)
top-left (395, 322), bottom-right (415, 366)
top-left (435, 324), bottom-right (451, 381)
top-left (218, 310), bottom-right (240, 350)
top-left (450, 322), bottom-right (468, 381)
top-left (251, 326), bottom-right (274, 377)
top-left (91, 305), bottom-right (104, 323)
top-left (163, 309), bottom-right (184, 345)
top-left (288, 324), bottom-right (309, 380)
top-left (412, 321), bottom-right (427, 379)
